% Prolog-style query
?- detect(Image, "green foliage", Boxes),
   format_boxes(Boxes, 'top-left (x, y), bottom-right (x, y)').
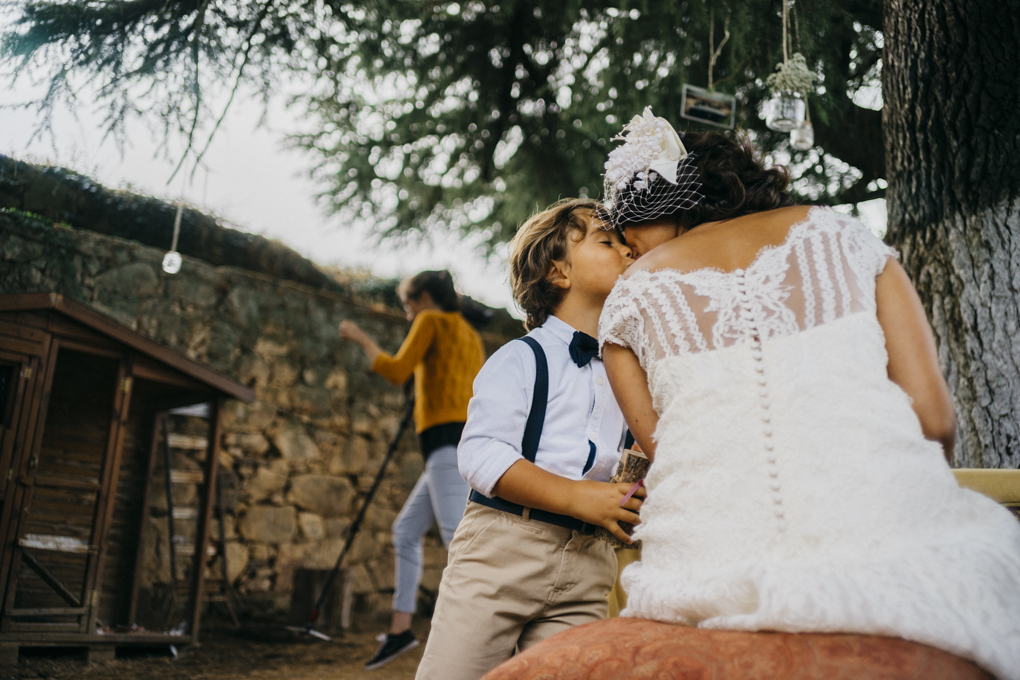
top-left (1, 0), bottom-right (884, 245)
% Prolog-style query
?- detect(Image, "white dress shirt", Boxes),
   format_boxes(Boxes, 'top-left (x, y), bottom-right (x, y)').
top-left (458, 315), bottom-right (629, 497)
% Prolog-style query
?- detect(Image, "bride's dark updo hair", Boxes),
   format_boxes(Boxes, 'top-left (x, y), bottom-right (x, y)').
top-left (675, 131), bottom-right (794, 229)
top-left (613, 131), bottom-right (794, 231)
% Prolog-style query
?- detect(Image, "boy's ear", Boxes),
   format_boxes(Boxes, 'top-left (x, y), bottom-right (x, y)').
top-left (547, 260), bottom-right (571, 291)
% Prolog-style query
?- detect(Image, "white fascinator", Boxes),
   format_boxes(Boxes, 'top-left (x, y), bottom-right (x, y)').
top-left (601, 107), bottom-right (703, 228)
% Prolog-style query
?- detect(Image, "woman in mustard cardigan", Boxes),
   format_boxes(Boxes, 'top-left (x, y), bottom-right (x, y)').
top-left (340, 270), bottom-right (485, 669)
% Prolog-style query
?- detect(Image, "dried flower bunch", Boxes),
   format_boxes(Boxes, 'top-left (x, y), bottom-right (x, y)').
top-left (766, 52), bottom-right (816, 95)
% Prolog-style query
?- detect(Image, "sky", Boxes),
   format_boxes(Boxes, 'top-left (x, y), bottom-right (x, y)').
top-left (1, 72), bottom-right (886, 318)
top-left (0, 76), bottom-right (519, 312)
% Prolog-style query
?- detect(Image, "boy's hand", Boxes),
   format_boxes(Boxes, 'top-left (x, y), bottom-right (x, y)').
top-left (491, 460), bottom-right (645, 544)
top-left (567, 480), bottom-right (645, 544)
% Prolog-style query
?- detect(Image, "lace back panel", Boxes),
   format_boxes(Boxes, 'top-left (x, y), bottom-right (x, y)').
top-left (599, 207), bottom-right (898, 370)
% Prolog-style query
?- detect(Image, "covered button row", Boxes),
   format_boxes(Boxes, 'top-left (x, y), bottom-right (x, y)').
top-left (737, 271), bottom-right (786, 532)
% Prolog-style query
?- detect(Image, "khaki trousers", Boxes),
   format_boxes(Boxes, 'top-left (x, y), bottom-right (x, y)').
top-left (415, 501), bottom-right (617, 680)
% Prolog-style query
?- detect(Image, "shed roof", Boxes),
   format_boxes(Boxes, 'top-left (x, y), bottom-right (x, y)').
top-left (0, 292), bottom-right (255, 402)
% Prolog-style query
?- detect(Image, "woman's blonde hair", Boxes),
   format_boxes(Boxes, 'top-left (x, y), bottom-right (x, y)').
top-left (508, 198), bottom-right (599, 330)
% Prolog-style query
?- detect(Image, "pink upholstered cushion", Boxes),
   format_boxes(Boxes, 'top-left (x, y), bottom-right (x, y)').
top-left (482, 618), bottom-right (991, 680)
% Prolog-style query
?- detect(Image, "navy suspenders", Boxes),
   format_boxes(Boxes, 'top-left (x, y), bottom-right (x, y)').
top-left (467, 336), bottom-right (593, 534)
top-left (517, 336), bottom-right (547, 463)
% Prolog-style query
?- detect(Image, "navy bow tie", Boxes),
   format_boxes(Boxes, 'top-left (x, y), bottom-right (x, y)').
top-left (569, 331), bottom-right (600, 368)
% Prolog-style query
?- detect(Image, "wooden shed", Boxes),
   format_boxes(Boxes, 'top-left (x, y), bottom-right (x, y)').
top-left (0, 292), bottom-right (254, 662)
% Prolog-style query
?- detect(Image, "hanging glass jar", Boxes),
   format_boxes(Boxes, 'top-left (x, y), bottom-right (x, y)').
top-left (790, 119), bottom-right (814, 150)
top-left (765, 91), bottom-right (805, 132)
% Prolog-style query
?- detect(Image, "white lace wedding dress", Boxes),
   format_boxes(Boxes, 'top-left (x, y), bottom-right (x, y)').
top-left (599, 207), bottom-right (1020, 679)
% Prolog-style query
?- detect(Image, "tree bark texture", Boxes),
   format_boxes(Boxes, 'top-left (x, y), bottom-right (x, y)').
top-left (883, 0), bottom-right (1020, 468)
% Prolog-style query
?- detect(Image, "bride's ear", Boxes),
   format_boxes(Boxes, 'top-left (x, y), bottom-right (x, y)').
top-left (548, 260), bottom-right (571, 290)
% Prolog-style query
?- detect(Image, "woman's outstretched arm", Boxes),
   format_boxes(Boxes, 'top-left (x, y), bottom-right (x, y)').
top-left (875, 259), bottom-right (957, 462)
top-left (603, 343), bottom-right (659, 461)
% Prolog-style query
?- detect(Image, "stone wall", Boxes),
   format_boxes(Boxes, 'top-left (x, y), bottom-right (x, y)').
top-left (0, 209), bottom-right (518, 625)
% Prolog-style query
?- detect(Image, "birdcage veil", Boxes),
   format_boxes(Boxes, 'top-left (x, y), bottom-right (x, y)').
top-left (600, 107), bottom-right (703, 229)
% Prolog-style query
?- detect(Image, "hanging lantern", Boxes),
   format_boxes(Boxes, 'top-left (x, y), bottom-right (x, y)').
top-left (766, 92), bottom-right (806, 132)
top-left (790, 119), bottom-right (814, 150)
top-left (162, 202), bottom-right (184, 275)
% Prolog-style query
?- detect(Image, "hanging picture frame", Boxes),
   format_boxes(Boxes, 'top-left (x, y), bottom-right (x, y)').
top-left (681, 85), bottom-right (736, 129)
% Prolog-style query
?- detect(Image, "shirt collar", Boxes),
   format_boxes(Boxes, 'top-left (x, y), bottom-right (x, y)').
top-left (542, 315), bottom-right (580, 346)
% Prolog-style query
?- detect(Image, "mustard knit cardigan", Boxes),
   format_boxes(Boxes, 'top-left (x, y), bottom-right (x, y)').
top-left (371, 309), bottom-right (486, 433)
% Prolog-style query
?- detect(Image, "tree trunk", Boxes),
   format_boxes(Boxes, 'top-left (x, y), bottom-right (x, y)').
top-left (883, 0), bottom-right (1020, 468)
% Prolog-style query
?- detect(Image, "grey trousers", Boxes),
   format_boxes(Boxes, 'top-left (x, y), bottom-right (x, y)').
top-left (391, 444), bottom-right (469, 614)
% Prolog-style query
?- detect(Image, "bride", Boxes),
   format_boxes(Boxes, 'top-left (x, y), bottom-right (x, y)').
top-left (597, 110), bottom-right (1020, 679)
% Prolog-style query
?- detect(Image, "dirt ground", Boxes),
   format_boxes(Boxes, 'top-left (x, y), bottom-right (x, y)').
top-left (0, 620), bottom-right (432, 680)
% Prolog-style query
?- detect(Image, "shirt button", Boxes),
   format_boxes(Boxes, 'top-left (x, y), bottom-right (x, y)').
top-left (596, 377), bottom-right (604, 386)
top-left (589, 432), bottom-right (597, 440)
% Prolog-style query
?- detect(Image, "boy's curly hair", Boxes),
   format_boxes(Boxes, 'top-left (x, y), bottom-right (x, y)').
top-left (509, 198), bottom-right (598, 331)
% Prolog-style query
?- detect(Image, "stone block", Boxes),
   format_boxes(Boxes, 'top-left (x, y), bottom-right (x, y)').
top-left (298, 512), bottom-right (325, 541)
top-left (225, 286), bottom-right (261, 327)
top-left (312, 429), bottom-right (345, 457)
top-left (167, 275), bottom-right (218, 307)
top-left (254, 338), bottom-right (289, 358)
top-left (398, 453), bottom-right (424, 486)
top-left (347, 564), bottom-right (375, 595)
top-left (237, 354), bottom-right (271, 389)
top-left (324, 368), bottom-right (348, 395)
top-left (324, 518), bottom-right (351, 539)
top-left (250, 544), bottom-right (276, 564)
top-left (333, 436), bottom-right (370, 476)
top-left (94, 262), bottom-right (160, 301)
top-left (291, 385), bottom-right (334, 415)
top-left (367, 554), bottom-right (395, 592)
top-left (272, 422), bottom-right (321, 461)
top-left (301, 538), bottom-right (344, 570)
top-left (288, 474), bottom-right (354, 517)
top-left (225, 542), bottom-right (249, 583)
top-left (344, 531), bottom-right (378, 565)
top-left (223, 400), bottom-right (276, 432)
top-left (311, 414), bottom-right (350, 433)
top-left (210, 514), bottom-right (237, 541)
top-left (421, 566), bottom-right (444, 592)
top-left (424, 544), bottom-right (449, 568)
top-left (271, 359), bottom-right (301, 387)
top-left (240, 506), bottom-right (297, 544)
top-left (245, 466), bottom-right (288, 503)
top-left (224, 432), bottom-right (270, 456)
top-left (364, 504), bottom-right (397, 532)
top-left (352, 416), bottom-right (374, 435)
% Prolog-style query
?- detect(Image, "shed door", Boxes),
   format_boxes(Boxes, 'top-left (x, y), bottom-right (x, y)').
top-left (0, 353), bottom-right (34, 508)
top-left (1, 347), bottom-right (128, 634)
top-left (0, 343), bottom-right (48, 618)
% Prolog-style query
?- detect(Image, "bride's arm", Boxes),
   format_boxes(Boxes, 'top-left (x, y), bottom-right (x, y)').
top-left (876, 259), bottom-right (956, 462)
top-left (603, 343), bottom-right (659, 461)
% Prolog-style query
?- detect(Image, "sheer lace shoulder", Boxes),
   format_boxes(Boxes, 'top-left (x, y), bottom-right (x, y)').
top-left (598, 207), bottom-right (898, 371)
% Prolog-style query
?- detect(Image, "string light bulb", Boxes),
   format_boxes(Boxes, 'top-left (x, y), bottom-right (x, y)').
top-left (162, 202), bottom-right (183, 274)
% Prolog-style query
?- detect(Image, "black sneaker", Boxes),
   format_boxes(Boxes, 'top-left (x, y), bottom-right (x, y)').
top-left (365, 630), bottom-right (419, 670)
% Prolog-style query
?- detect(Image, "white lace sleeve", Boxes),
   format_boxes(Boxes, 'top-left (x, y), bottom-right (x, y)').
top-left (599, 277), bottom-right (645, 360)
top-left (842, 215), bottom-right (899, 278)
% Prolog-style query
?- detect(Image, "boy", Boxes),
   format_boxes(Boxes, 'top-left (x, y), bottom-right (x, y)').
top-left (414, 198), bottom-right (644, 680)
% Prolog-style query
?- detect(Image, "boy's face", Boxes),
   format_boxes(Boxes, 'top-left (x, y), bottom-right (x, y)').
top-left (559, 213), bottom-right (634, 298)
